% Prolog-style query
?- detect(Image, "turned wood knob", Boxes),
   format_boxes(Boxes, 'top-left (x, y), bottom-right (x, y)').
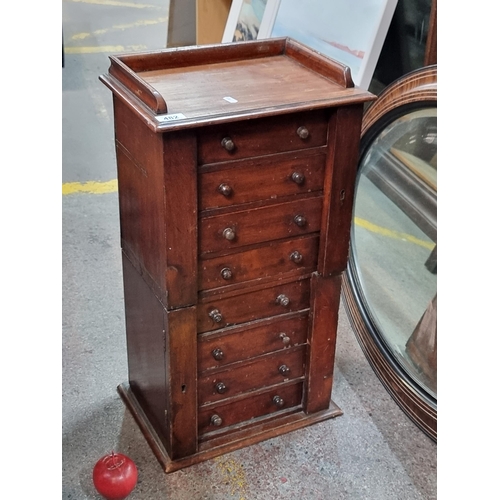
top-left (220, 267), bottom-right (232, 280)
top-left (211, 414), bottom-right (223, 426)
top-left (279, 333), bottom-right (291, 345)
top-left (218, 183), bottom-right (233, 196)
top-left (289, 250), bottom-right (303, 264)
top-left (276, 294), bottom-right (290, 307)
top-left (273, 395), bottom-right (284, 408)
top-left (212, 348), bottom-right (224, 360)
top-left (215, 382), bottom-right (227, 394)
top-left (291, 172), bottom-right (305, 184)
top-left (294, 215), bottom-right (307, 227)
top-left (297, 126), bottom-right (309, 139)
top-left (221, 137), bottom-right (235, 151)
top-left (209, 309), bottom-right (223, 323)
top-left (223, 227), bottom-right (236, 241)
top-left (279, 364), bottom-right (290, 376)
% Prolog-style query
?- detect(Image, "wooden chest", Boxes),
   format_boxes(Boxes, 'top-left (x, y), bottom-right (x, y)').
top-left (100, 38), bottom-right (374, 472)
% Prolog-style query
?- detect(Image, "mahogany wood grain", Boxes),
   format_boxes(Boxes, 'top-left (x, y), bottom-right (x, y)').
top-left (197, 312), bottom-right (309, 372)
top-left (197, 279), bottom-right (310, 333)
top-left (118, 38), bottom-right (286, 74)
top-left (304, 274), bottom-right (342, 413)
top-left (165, 306), bottom-right (199, 459)
top-left (199, 235), bottom-right (319, 291)
top-left (317, 106), bottom-right (364, 275)
top-left (163, 131), bottom-right (199, 309)
top-left (197, 110), bottom-right (327, 164)
top-left (198, 150), bottom-right (326, 211)
top-left (284, 37), bottom-right (354, 88)
top-left (122, 254), bottom-right (169, 451)
top-left (199, 195), bottom-right (323, 256)
top-left (198, 345), bottom-right (305, 405)
top-left (198, 382), bottom-right (304, 435)
top-left (109, 55), bottom-right (168, 113)
top-left (114, 99), bottom-right (167, 296)
top-left (102, 38), bottom-right (374, 471)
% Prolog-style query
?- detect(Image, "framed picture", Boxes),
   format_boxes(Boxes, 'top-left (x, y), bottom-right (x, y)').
top-left (222, 0), bottom-right (282, 43)
top-left (267, 0), bottom-right (398, 90)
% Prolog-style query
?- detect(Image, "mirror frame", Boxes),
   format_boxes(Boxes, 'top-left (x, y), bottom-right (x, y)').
top-left (342, 65), bottom-right (437, 441)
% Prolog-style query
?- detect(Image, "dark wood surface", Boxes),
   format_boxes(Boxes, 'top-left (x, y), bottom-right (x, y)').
top-left (342, 65), bottom-right (437, 441)
top-left (199, 234), bottom-right (319, 290)
top-left (198, 150), bottom-right (326, 211)
top-left (198, 345), bottom-right (306, 405)
top-left (102, 38), bottom-right (374, 471)
top-left (197, 312), bottom-right (309, 372)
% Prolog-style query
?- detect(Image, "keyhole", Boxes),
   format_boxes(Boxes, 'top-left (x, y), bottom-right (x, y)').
top-left (340, 189), bottom-right (345, 201)
top-left (181, 384), bottom-right (186, 393)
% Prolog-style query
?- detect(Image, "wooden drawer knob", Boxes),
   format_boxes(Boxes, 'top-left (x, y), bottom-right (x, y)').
top-left (278, 364), bottom-right (290, 376)
top-left (289, 250), bottom-right (303, 264)
top-left (212, 348), bottom-right (224, 360)
top-left (209, 309), bottom-right (223, 323)
top-left (215, 382), bottom-right (227, 394)
top-left (221, 137), bottom-right (235, 151)
top-left (291, 172), bottom-right (305, 184)
top-left (279, 333), bottom-right (291, 345)
top-left (276, 294), bottom-right (290, 307)
top-left (273, 395), bottom-right (285, 408)
top-left (220, 267), bottom-right (233, 280)
top-left (223, 227), bottom-right (236, 241)
top-left (218, 183), bottom-right (233, 197)
top-left (297, 126), bottom-right (309, 139)
top-left (294, 215), bottom-right (307, 227)
top-left (211, 414), bottom-right (223, 426)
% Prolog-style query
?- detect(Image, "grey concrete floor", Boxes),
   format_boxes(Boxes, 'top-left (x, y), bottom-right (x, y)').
top-left (62, 1), bottom-right (437, 498)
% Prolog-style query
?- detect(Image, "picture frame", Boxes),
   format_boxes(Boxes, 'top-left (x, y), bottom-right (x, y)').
top-left (267, 0), bottom-right (398, 90)
top-left (222, 0), bottom-right (282, 43)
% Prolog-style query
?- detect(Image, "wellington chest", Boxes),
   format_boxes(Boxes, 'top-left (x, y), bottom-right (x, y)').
top-left (99, 37), bottom-right (375, 472)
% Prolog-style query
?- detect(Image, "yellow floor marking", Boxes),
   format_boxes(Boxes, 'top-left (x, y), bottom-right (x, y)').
top-left (354, 216), bottom-right (434, 250)
top-left (61, 181), bottom-right (434, 250)
top-left (62, 180), bottom-right (118, 195)
top-left (64, 45), bottom-right (147, 53)
top-left (65, 0), bottom-right (159, 8)
top-left (215, 456), bottom-right (248, 500)
top-left (71, 17), bottom-right (168, 40)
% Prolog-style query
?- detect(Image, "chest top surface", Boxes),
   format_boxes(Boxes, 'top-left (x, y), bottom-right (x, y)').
top-left (99, 37), bottom-right (375, 132)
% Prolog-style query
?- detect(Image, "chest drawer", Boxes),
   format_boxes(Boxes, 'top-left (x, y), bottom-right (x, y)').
top-left (198, 278), bottom-right (310, 333)
top-left (199, 235), bottom-right (319, 291)
top-left (199, 152), bottom-right (326, 211)
top-left (197, 110), bottom-right (328, 165)
top-left (199, 196), bottom-right (323, 256)
top-left (198, 381), bottom-right (304, 436)
top-left (198, 313), bottom-right (309, 372)
top-left (198, 345), bottom-right (305, 405)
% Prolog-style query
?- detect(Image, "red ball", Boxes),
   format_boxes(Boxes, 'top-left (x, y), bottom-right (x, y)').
top-left (92, 452), bottom-right (138, 500)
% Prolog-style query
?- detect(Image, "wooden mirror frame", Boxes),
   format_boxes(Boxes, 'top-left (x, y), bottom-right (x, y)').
top-left (342, 65), bottom-right (437, 441)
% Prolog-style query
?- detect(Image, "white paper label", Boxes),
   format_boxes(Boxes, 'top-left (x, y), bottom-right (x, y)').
top-left (155, 112), bottom-right (187, 123)
top-left (223, 96), bottom-right (238, 103)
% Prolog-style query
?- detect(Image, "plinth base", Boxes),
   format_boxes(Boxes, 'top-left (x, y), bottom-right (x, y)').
top-left (118, 382), bottom-right (342, 473)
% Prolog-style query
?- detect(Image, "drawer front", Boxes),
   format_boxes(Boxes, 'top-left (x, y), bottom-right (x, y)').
top-left (198, 382), bottom-right (303, 435)
top-left (199, 235), bottom-right (319, 291)
top-left (198, 314), bottom-right (309, 372)
top-left (198, 110), bottom-right (328, 165)
top-left (199, 152), bottom-right (326, 210)
top-left (199, 196), bottom-right (323, 256)
top-left (198, 279), bottom-right (310, 333)
top-left (198, 346), bottom-right (305, 405)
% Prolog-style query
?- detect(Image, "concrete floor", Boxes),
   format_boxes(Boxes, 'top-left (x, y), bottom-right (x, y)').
top-left (62, 1), bottom-right (437, 498)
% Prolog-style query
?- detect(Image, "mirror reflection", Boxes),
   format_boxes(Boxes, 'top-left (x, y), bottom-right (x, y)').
top-left (351, 108), bottom-right (437, 397)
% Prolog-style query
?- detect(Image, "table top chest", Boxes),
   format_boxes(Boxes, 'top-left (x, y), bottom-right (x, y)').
top-left (100, 37), bottom-right (374, 472)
